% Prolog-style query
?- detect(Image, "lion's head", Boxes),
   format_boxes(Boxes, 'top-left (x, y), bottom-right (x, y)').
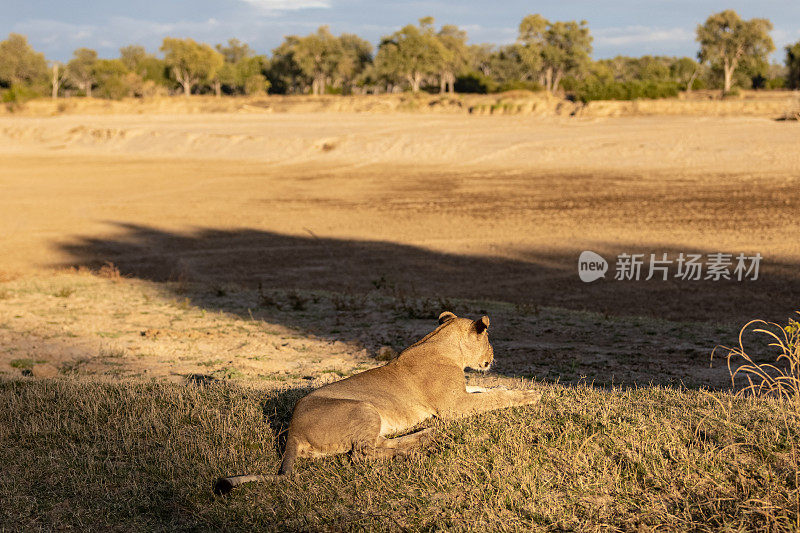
top-left (437, 311), bottom-right (494, 371)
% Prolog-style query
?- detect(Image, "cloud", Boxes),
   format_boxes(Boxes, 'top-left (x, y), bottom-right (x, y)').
top-left (594, 26), bottom-right (693, 46)
top-left (773, 27), bottom-right (800, 48)
top-left (239, 0), bottom-right (331, 11)
top-left (13, 16), bottom-right (253, 54)
top-left (12, 19), bottom-right (98, 47)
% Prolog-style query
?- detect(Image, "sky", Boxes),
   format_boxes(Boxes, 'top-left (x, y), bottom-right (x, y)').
top-left (3, 1), bottom-right (799, 62)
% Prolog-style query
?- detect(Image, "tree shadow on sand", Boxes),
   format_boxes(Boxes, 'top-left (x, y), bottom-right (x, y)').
top-left (53, 222), bottom-right (800, 389)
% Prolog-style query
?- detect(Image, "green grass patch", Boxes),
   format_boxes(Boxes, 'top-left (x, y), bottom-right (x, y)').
top-left (8, 358), bottom-right (46, 370)
top-left (52, 287), bottom-right (76, 298)
top-left (572, 80), bottom-right (681, 103)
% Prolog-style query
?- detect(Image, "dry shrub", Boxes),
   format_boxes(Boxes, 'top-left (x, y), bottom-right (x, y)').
top-left (714, 314), bottom-right (800, 530)
top-left (714, 313), bottom-right (800, 407)
top-left (330, 290), bottom-right (366, 312)
top-left (0, 270), bottom-right (21, 283)
top-left (96, 261), bottom-right (122, 281)
top-left (777, 110), bottom-right (800, 121)
top-left (285, 290), bottom-right (308, 311)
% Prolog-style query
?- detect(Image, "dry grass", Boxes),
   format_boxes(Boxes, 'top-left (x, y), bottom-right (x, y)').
top-left (714, 314), bottom-right (800, 406)
top-left (0, 271), bottom-right (741, 389)
top-left (712, 314), bottom-right (800, 531)
top-left (1, 378), bottom-right (799, 531)
top-left (2, 91), bottom-right (798, 119)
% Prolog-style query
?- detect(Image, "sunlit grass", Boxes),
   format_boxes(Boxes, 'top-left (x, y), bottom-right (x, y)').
top-left (714, 313), bottom-right (800, 407)
top-left (1, 378), bottom-right (798, 530)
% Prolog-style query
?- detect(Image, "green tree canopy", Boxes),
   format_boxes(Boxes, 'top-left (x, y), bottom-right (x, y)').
top-left (120, 45), bottom-right (167, 87)
top-left (518, 15), bottom-right (593, 93)
top-left (120, 45), bottom-right (147, 72)
top-left (785, 41), bottom-right (800, 90)
top-left (292, 26), bottom-right (344, 95)
top-left (268, 36), bottom-right (304, 94)
top-left (696, 10), bottom-right (774, 93)
top-left (0, 33), bottom-right (48, 88)
top-left (375, 18), bottom-right (443, 93)
top-left (67, 48), bottom-right (98, 97)
top-left (215, 39), bottom-right (268, 96)
top-left (335, 33), bottom-right (372, 93)
top-left (270, 28), bottom-right (371, 95)
top-left (216, 38), bottom-right (255, 64)
top-left (436, 24), bottom-right (468, 94)
top-left (160, 37), bottom-right (223, 95)
top-left (468, 44), bottom-right (531, 91)
top-left (93, 58), bottom-right (134, 100)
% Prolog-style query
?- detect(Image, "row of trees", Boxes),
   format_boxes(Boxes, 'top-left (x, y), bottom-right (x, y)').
top-left (2, 10), bottom-right (799, 102)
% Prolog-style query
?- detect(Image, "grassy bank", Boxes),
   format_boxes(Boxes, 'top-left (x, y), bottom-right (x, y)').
top-left (2, 90), bottom-right (798, 118)
top-left (1, 378), bottom-right (798, 531)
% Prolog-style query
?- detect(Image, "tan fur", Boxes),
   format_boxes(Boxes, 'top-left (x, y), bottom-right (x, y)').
top-left (214, 312), bottom-right (540, 494)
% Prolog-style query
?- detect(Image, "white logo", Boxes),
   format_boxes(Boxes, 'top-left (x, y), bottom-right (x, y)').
top-left (578, 251), bottom-right (608, 283)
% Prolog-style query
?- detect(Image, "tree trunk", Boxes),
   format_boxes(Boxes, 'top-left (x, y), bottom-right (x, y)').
top-left (552, 69), bottom-right (563, 94)
top-left (723, 60), bottom-right (734, 94)
top-left (686, 68), bottom-right (699, 93)
top-left (51, 65), bottom-right (59, 99)
top-left (544, 66), bottom-right (553, 93)
top-left (86, 83), bottom-right (92, 98)
top-left (214, 80), bottom-right (221, 98)
top-left (408, 73), bottom-right (421, 93)
top-left (446, 72), bottom-right (455, 94)
top-left (440, 74), bottom-right (446, 94)
top-left (311, 75), bottom-right (325, 95)
top-left (175, 68), bottom-right (192, 96)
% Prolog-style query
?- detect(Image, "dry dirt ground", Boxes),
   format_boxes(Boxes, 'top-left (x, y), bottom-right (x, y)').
top-left (0, 110), bottom-right (798, 389)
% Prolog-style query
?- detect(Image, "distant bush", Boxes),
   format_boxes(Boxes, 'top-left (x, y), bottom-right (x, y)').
top-left (454, 72), bottom-right (495, 94)
top-left (766, 77), bottom-right (786, 89)
top-left (244, 74), bottom-right (269, 96)
top-left (1, 83), bottom-right (39, 110)
top-left (495, 79), bottom-right (543, 93)
top-left (687, 77), bottom-right (707, 90)
top-left (721, 87), bottom-right (741, 98)
top-left (572, 80), bottom-right (681, 102)
top-left (454, 72), bottom-right (545, 94)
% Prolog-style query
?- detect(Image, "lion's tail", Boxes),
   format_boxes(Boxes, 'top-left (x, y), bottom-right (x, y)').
top-left (213, 474), bottom-right (283, 495)
top-left (278, 435), bottom-right (299, 475)
top-left (213, 436), bottom-right (300, 495)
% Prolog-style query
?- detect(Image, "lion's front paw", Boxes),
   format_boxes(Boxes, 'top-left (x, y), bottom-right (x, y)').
top-left (416, 427), bottom-right (435, 445)
top-left (518, 389), bottom-right (541, 406)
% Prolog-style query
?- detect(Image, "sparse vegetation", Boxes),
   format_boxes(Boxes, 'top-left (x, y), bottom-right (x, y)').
top-left (715, 314), bottom-right (800, 405)
top-left (286, 290), bottom-right (308, 311)
top-left (1, 378), bottom-right (799, 530)
top-left (9, 358), bottom-right (45, 369)
top-left (96, 261), bottom-right (122, 280)
top-left (52, 286), bottom-right (75, 298)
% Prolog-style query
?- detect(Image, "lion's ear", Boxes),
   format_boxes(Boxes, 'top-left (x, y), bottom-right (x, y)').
top-left (438, 311), bottom-right (457, 324)
top-left (474, 316), bottom-right (490, 334)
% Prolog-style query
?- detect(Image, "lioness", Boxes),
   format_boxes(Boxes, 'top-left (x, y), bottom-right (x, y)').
top-left (214, 311), bottom-right (540, 494)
